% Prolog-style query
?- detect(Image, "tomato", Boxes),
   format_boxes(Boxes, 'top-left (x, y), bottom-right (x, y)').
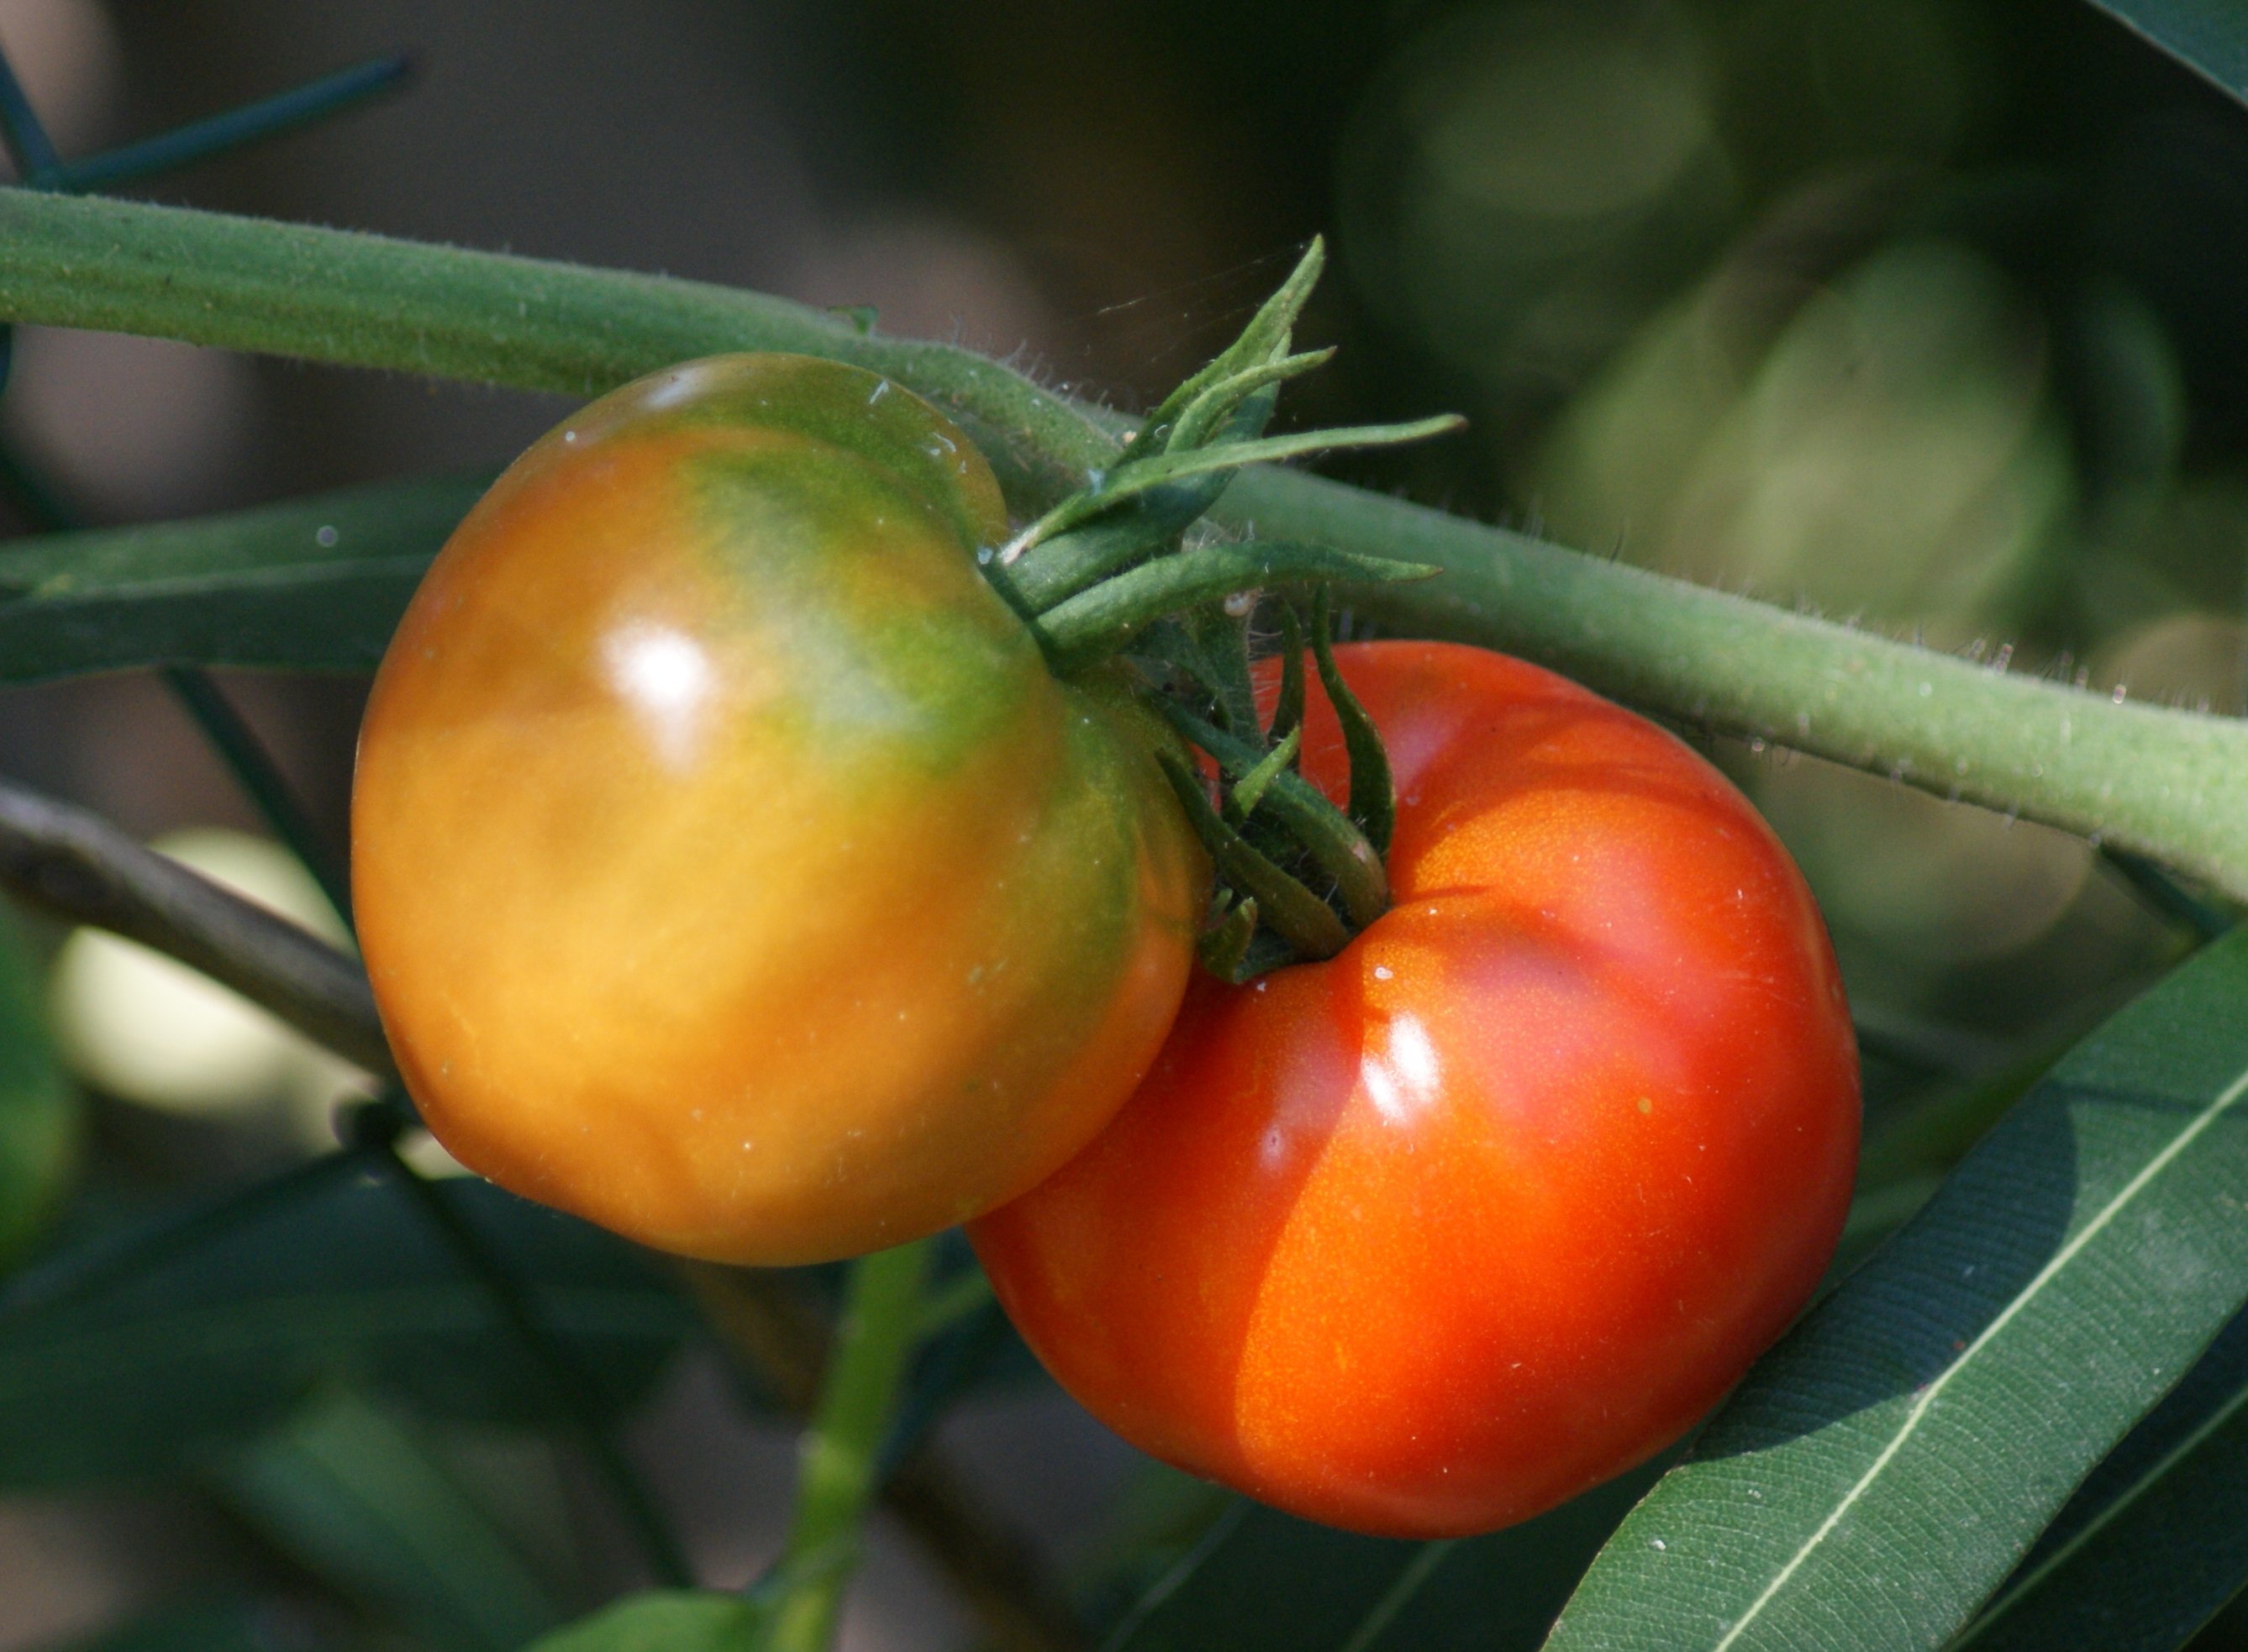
top-left (969, 640), bottom-right (1859, 1538)
top-left (352, 354), bottom-right (1206, 1265)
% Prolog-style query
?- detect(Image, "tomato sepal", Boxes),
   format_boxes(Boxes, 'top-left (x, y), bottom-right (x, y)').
top-left (1033, 539), bottom-right (1432, 674)
top-left (1309, 587), bottom-right (1395, 857)
top-left (1156, 749), bottom-right (1350, 960)
top-left (1159, 700), bottom-right (1387, 930)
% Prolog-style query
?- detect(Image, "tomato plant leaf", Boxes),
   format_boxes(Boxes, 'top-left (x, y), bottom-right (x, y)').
top-left (203, 1384), bottom-right (572, 1652)
top-left (1196, 893), bottom-right (1261, 982)
top-left (2083, 1), bottom-right (2248, 105)
top-left (1546, 927), bottom-right (2248, 1652)
top-left (0, 475), bottom-right (478, 682)
top-left (1021, 419), bottom-right (1463, 553)
top-left (1107, 1463), bottom-right (1661, 1652)
top-left (1167, 348), bottom-right (1334, 454)
top-left (1949, 1299), bottom-right (2248, 1651)
top-left (39, 1598), bottom-right (308, 1652)
top-left (0, 900), bottom-right (76, 1265)
top-left (526, 1591), bottom-right (761, 1652)
top-left (0, 1167), bottom-right (698, 1485)
top-left (1227, 727), bottom-right (1303, 823)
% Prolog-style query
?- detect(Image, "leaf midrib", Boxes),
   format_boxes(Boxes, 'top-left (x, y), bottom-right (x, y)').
top-left (1709, 1060), bottom-right (2248, 1651)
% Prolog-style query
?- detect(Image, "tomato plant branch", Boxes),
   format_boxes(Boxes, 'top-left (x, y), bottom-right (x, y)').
top-left (0, 419), bottom-right (355, 926)
top-left (684, 1266), bottom-right (1087, 1652)
top-left (763, 1239), bottom-right (934, 1652)
top-left (0, 43), bottom-right (380, 932)
top-left (0, 188), bottom-right (2243, 899)
top-left (0, 775), bottom-right (392, 1072)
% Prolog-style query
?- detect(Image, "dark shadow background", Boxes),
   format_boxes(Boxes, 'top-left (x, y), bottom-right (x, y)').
top-left (6, 2), bottom-right (2248, 1647)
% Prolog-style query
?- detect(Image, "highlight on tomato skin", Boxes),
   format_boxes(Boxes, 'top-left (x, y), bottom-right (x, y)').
top-left (350, 353), bottom-right (1208, 1267)
top-left (968, 639), bottom-right (1861, 1539)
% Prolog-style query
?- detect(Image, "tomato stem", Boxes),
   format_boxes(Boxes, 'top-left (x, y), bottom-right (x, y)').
top-left (762, 1239), bottom-right (935, 1652)
top-left (981, 247), bottom-right (1438, 977)
top-left (1032, 539), bottom-right (1431, 673)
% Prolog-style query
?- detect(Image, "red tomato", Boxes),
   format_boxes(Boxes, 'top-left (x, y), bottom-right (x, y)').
top-left (969, 640), bottom-right (1859, 1538)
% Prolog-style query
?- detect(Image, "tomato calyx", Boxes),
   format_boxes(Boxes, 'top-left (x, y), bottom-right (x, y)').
top-left (980, 240), bottom-right (1455, 668)
top-left (1147, 587), bottom-right (1403, 976)
top-left (975, 240), bottom-right (1454, 981)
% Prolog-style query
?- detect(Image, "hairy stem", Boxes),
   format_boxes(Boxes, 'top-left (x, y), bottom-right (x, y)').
top-left (0, 189), bottom-right (2242, 896)
top-left (1242, 471), bottom-right (2248, 903)
top-left (0, 189), bottom-right (1108, 512)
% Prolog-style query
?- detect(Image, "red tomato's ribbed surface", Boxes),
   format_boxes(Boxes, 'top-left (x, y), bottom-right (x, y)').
top-left (353, 355), bottom-right (1205, 1265)
top-left (971, 640), bottom-right (1859, 1538)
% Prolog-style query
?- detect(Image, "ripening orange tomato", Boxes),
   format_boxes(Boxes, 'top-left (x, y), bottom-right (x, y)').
top-left (971, 640), bottom-right (1859, 1538)
top-left (352, 354), bottom-right (1205, 1265)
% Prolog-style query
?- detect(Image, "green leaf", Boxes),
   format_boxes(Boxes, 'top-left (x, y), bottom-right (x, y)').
top-left (1951, 1300), bottom-right (2248, 1651)
top-left (42, 1598), bottom-right (323, 1652)
top-left (2084, 2), bottom-right (2248, 106)
top-left (0, 1166), bottom-right (698, 1486)
top-left (205, 1385), bottom-right (571, 1652)
top-left (1546, 928), bottom-right (2248, 1652)
top-left (0, 475), bottom-right (477, 682)
top-left (0, 901), bottom-right (76, 1265)
top-left (1108, 1464), bottom-right (1661, 1652)
top-left (528, 1592), bottom-right (761, 1652)
top-left (1266, 605), bottom-right (1307, 747)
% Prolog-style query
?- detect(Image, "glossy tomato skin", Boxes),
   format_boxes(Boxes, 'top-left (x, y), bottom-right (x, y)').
top-left (353, 354), bottom-right (1205, 1266)
top-left (970, 641), bottom-right (1858, 1539)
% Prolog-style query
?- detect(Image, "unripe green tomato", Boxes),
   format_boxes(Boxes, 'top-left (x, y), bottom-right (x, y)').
top-left (352, 354), bottom-right (1207, 1265)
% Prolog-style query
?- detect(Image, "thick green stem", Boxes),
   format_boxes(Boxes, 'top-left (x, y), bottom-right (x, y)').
top-left (766, 1239), bottom-right (934, 1652)
top-left (0, 189), bottom-right (2243, 898)
top-left (0, 188), bottom-right (1109, 512)
top-left (1229, 470), bottom-right (2248, 902)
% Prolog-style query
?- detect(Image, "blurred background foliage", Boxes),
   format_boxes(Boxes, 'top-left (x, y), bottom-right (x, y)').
top-left (2, 1), bottom-right (2246, 1648)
